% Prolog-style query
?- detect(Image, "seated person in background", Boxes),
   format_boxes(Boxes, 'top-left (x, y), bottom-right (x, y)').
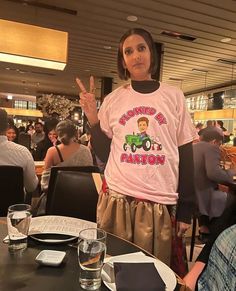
top-left (193, 126), bottom-right (236, 240)
top-left (198, 120), bottom-right (215, 140)
top-left (6, 124), bottom-right (19, 143)
top-left (233, 136), bottom-right (236, 146)
top-left (41, 120), bottom-right (93, 191)
top-left (27, 125), bottom-right (35, 136)
top-left (195, 123), bottom-right (203, 134)
top-left (79, 128), bottom-right (91, 146)
top-left (33, 119), bottom-right (59, 161)
top-left (31, 122), bottom-right (45, 150)
top-left (193, 123), bottom-right (204, 143)
top-left (216, 120), bottom-right (230, 144)
top-left (0, 109), bottom-right (38, 193)
top-left (183, 195), bottom-right (236, 290)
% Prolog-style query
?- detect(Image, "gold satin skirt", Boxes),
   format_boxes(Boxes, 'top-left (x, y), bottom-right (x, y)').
top-left (97, 189), bottom-right (172, 266)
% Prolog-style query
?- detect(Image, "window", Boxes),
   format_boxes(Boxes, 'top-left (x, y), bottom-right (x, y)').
top-left (14, 100), bottom-right (27, 109)
top-left (28, 101), bottom-right (36, 109)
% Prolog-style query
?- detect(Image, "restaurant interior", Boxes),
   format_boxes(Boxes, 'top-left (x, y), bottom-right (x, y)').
top-left (0, 1), bottom-right (236, 291)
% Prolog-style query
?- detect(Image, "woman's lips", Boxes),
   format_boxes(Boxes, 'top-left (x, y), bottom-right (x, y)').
top-left (133, 63), bottom-right (143, 68)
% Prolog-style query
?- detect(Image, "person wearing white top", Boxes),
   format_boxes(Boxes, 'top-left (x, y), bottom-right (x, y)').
top-left (0, 109), bottom-right (38, 193)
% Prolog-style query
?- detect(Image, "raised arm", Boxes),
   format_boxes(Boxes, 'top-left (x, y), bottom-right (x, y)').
top-left (76, 76), bottom-right (111, 162)
top-left (76, 76), bottom-right (99, 126)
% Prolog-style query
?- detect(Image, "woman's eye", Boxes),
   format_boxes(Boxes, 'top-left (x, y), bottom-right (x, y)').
top-left (138, 45), bottom-right (146, 52)
top-left (124, 48), bottom-right (132, 55)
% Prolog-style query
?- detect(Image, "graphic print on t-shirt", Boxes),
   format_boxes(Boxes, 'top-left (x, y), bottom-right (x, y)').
top-left (119, 106), bottom-right (166, 166)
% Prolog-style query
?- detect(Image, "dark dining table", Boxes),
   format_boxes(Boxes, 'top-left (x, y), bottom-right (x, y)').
top-left (0, 218), bottom-right (187, 291)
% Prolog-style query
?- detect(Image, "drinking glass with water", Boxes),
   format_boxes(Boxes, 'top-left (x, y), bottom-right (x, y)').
top-left (7, 204), bottom-right (32, 252)
top-left (78, 228), bottom-right (106, 290)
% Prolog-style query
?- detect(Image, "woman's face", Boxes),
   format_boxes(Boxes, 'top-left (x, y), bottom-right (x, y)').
top-left (6, 128), bottom-right (17, 142)
top-left (122, 34), bottom-right (152, 81)
top-left (48, 130), bottom-right (58, 143)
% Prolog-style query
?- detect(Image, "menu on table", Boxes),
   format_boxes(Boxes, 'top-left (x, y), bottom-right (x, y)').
top-left (29, 215), bottom-right (97, 237)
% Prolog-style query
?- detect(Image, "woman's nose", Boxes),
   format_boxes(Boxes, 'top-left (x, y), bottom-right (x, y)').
top-left (134, 51), bottom-right (141, 61)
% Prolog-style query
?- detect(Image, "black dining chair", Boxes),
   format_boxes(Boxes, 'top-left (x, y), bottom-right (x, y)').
top-left (45, 166), bottom-right (100, 222)
top-left (0, 165), bottom-right (25, 216)
top-left (189, 216), bottom-right (197, 262)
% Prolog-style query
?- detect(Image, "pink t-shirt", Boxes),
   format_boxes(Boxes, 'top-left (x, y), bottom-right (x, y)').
top-left (98, 82), bottom-right (197, 204)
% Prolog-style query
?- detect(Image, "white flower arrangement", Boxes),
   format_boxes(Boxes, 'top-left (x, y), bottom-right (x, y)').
top-left (37, 94), bottom-right (78, 119)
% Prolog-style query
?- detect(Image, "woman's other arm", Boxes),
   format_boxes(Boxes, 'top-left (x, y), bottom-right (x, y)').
top-left (176, 142), bottom-right (196, 236)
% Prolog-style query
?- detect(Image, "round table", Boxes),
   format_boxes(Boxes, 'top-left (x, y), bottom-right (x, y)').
top-left (0, 219), bottom-right (184, 291)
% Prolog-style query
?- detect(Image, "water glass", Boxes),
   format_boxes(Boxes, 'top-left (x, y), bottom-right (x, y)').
top-left (78, 228), bottom-right (106, 290)
top-left (7, 204), bottom-right (32, 252)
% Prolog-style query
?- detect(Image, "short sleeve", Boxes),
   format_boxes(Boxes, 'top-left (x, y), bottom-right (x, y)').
top-left (176, 89), bottom-right (197, 146)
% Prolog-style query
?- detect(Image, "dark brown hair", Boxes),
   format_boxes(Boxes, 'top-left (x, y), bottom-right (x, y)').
top-left (56, 120), bottom-right (77, 145)
top-left (0, 109), bottom-right (8, 134)
top-left (202, 127), bottom-right (223, 142)
top-left (117, 28), bottom-right (158, 80)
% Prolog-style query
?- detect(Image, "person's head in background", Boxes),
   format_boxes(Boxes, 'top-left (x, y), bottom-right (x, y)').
top-left (6, 125), bottom-right (18, 143)
top-left (28, 125), bottom-right (34, 131)
top-left (233, 137), bottom-right (236, 147)
top-left (18, 125), bottom-right (26, 133)
top-left (117, 28), bottom-right (158, 81)
top-left (206, 120), bottom-right (215, 127)
top-left (56, 120), bottom-right (77, 145)
top-left (0, 108), bottom-right (8, 135)
top-left (44, 119), bottom-right (59, 145)
top-left (216, 120), bottom-right (224, 129)
top-left (195, 122), bottom-right (203, 132)
top-left (34, 122), bottom-right (44, 134)
top-left (201, 126), bottom-right (224, 146)
top-left (7, 117), bottom-right (15, 127)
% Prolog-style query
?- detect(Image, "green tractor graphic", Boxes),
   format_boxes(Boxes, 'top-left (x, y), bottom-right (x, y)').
top-left (123, 134), bottom-right (162, 153)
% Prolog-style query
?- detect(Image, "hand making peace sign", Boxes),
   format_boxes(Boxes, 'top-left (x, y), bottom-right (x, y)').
top-left (76, 76), bottom-right (99, 126)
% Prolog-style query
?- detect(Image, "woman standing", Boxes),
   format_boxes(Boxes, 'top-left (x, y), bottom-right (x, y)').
top-left (76, 28), bottom-right (196, 269)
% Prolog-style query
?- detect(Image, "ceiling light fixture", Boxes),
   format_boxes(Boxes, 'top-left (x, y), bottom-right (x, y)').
top-left (220, 38), bottom-right (232, 43)
top-left (0, 19), bottom-right (68, 70)
top-left (178, 59), bottom-right (186, 63)
top-left (103, 45), bottom-right (112, 50)
top-left (192, 68), bottom-right (208, 73)
top-left (127, 15), bottom-right (138, 22)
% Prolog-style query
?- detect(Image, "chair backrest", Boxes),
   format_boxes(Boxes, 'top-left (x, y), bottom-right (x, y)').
top-left (47, 166), bottom-right (100, 202)
top-left (0, 166), bottom-right (25, 216)
top-left (46, 166), bottom-right (100, 221)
